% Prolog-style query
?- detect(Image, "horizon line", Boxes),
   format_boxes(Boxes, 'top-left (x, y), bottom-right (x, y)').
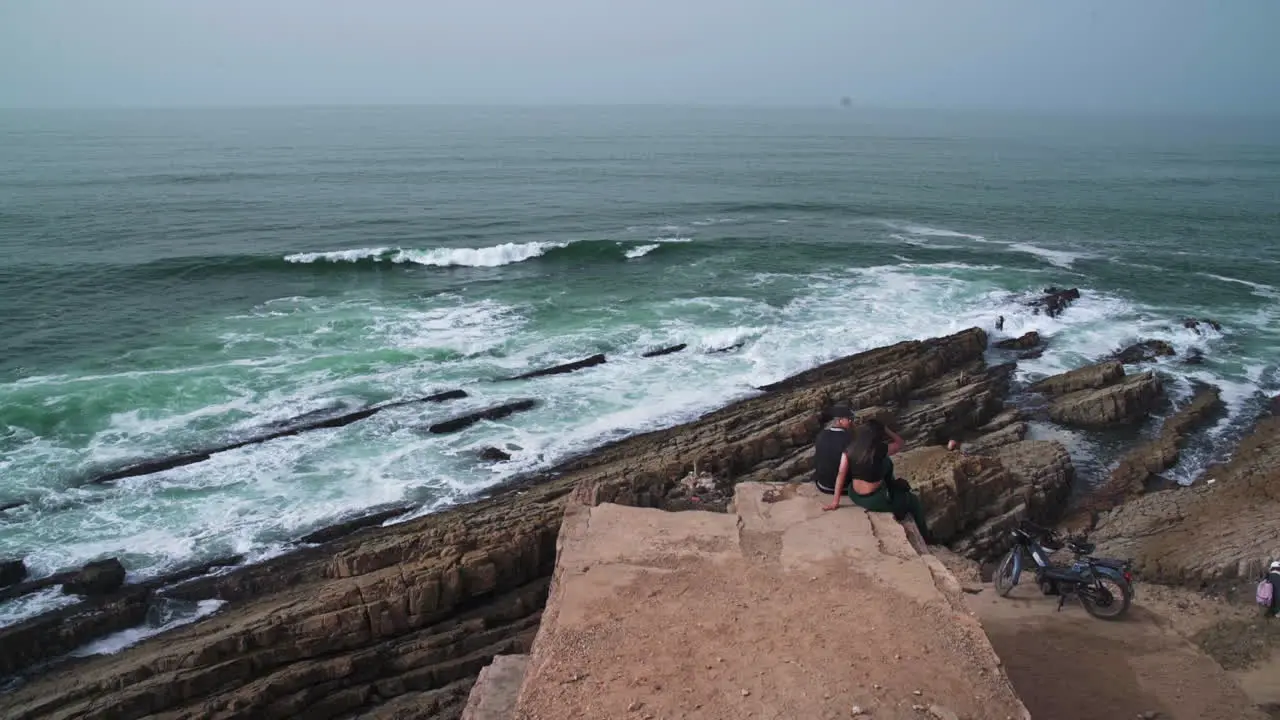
top-left (1, 101), bottom-right (1276, 119)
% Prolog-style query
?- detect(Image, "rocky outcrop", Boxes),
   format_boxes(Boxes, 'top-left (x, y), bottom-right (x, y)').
top-left (0, 559), bottom-right (27, 588)
top-left (1183, 318), bottom-right (1223, 334)
top-left (1048, 372), bottom-right (1161, 427)
top-left (427, 400), bottom-right (539, 434)
top-left (1030, 361), bottom-right (1162, 428)
top-left (640, 343), bottom-right (686, 358)
top-left (500, 354), bottom-right (605, 381)
top-left (1067, 386), bottom-right (1224, 527)
top-left (83, 390), bottom-right (467, 487)
top-left (1029, 287), bottom-right (1080, 318)
top-left (61, 558), bottom-right (126, 597)
top-left (1029, 360), bottom-right (1124, 396)
top-left (1092, 416), bottom-right (1280, 586)
top-left (994, 331), bottom-right (1041, 350)
top-left (897, 441), bottom-right (1074, 561)
top-left (1115, 339), bottom-right (1175, 364)
top-left (0, 328), bottom-right (1068, 720)
top-left (476, 447), bottom-right (513, 462)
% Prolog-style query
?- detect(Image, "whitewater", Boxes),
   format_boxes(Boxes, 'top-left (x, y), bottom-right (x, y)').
top-left (1, 106), bottom-right (1278, 637)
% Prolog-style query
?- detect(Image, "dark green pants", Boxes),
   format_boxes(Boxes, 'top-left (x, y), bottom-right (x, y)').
top-left (849, 478), bottom-right (930, 542)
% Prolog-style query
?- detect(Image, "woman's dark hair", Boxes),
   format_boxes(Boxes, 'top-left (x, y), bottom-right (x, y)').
top-left (844, 425), bottom-right (882, 481)
top-left (863, 418), bottom-right (887, 441)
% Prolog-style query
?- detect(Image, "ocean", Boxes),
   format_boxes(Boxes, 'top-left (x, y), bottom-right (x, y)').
top-left (1, 106), bottom-right (1278, 629)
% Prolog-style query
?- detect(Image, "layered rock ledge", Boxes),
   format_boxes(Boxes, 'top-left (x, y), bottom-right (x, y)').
top-left (0, 328), bottom-right (1071, 720)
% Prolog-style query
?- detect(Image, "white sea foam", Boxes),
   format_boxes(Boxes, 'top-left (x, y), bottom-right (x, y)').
top-left (4, 250), bottom-right (1274, 631)
top-left (1005, 242), bottom-right (1091, 269)
top-left (1198, 273), bottom-right (1280, 299)
top-left (625, 244), bottom-right (660, 259)
top-left (70, 599), bottom-right (226, 656)
top-left (880, 221), bottom-right (987, 241)
top-left (283, 241), bottom-right (571, 269)
top-left (391, 241), bottom-right (568, 268)
top-left (284, 247), bottom-right (389, 264)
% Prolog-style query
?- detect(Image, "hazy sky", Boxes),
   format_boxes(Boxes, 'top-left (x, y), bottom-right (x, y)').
top-left (2, 0), bottom-right (1278, 112)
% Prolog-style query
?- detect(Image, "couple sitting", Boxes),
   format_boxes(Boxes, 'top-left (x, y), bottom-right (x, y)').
top-left (813, 404), bottom-right (931, 542)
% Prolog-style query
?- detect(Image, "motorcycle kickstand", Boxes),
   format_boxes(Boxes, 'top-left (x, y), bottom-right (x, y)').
top-left (1056, 593), bottom-right (1068, 612)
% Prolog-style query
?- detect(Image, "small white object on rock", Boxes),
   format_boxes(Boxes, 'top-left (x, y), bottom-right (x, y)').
top-left (929, 705), bottom-right (961, 720)
top-left (912, 690), bottom-right (923, 696)
top-left (741, 689), bottom-right (750, 697)
top-left (851, 705), bottom-right (866, 716)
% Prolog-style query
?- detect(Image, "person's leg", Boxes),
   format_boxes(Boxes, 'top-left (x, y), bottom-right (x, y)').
top-left (890, 489), bottom-right (931, 544)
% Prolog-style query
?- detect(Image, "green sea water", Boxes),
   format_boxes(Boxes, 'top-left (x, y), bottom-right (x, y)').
top-left (1, 106), bottom-right (1278, 628)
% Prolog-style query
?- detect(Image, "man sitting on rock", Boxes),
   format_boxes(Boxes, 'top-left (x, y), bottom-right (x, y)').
top-left (811, 403), bottom-right (857, 495)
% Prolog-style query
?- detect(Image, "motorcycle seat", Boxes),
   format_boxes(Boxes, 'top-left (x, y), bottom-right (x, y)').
top-left (1041, 566), bottom-right (1086, 583)
top-left (1087, 556), bottom-right (1128, 570)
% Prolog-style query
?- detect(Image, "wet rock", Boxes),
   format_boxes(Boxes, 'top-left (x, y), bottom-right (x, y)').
top-left (0, 328), bottom-right (1073, 720)
top-left (1029, 360), bottom-right (1124, 396)
top-left (477, 446), bottom-right (513, 462)
top-left (427, 399), bottom-right (539, 434)
top-left (299, 505), bottom-right (416, 544)
top-left (0, 586), bottom-right (151, 676)
top-left (1093, 416), bottom-right (1280, 586)
top-left (1115, 339), bottom-right (1175, 364)
top-left (62, 558), bottom-right (127, 596)
top-left (501, 354), bottom-right (606, 381)
top-left (83, 390), bottom-right (467, 486)
top-left (0, 499), bottom-right (28, 513)
top-left (1017, 348), bottom-right (1045, 360)
top-left (1, 558), bottom-right (27, 587)
top-left (1182, 318), bottom-right (1222, 334)
top-left (640, 343), bottom-right (686, 358)
top-left (707, 342), bottom-right (745, 354)
top-left (1183, 347), bottom-right (1206, 365)
top-left (1270, 395), bottom-right (1280, 417)
top-left (1070, 385), bottom-right (1223, 524)
top-left (1029, 287), bottom-right (1080, 318)
top-left (1047, 371), bottom-right (1162, 428)
top-left (994, 331), bottom-right (1040, 350)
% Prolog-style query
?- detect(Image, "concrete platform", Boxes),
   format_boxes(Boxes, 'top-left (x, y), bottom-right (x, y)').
top-left (511, 483), bottom-right (1030, 720)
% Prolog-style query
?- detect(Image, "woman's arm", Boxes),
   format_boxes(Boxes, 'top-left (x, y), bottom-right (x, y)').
top-left (884, 427), bottom-right (905, 456)
top-left (824, 453), bottom-right (849, 511)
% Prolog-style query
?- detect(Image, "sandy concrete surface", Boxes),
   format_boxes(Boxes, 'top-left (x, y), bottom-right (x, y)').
top-left (512, 483), bottom-right (1029, 720)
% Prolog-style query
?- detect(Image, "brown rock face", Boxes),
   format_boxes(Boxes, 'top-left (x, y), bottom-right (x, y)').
top-left (897, 441), bottom-right (1073, 560)
top-left (0, 328), bottom-right (1072, 720)
top-left (1047, 372), bottom-right (1162, 428)
top-left (1092, 416), bottom-right (1280, 586)
top-left (1030, 361), bottom-right (1162, 428)
top-left (1029, 360), bottom-right (1124, 396)
top-left (994, 331), bottom-right (1041, 350)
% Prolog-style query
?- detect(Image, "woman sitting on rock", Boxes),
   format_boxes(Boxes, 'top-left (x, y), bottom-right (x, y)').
top-left (822, 420), bottom-right (931, 542)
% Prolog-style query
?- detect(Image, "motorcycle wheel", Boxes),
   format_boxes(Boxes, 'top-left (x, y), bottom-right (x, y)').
top-left (993, 549), bottom-right (1018, 597)
top-left (1079, 575), bottom-right (1132, 620)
